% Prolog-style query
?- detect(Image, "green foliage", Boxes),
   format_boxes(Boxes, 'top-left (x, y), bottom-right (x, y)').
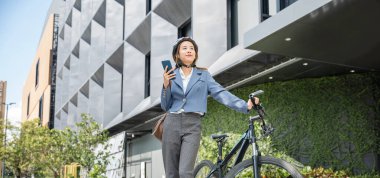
top-left (2, 119), bottom-right (45, 177)
top-left (69, 114), bottom-right (110, 177)
top-left (89, 164), bottom-right (106, 178)
top-left (300, 166), bottom-right (350, 177)
top-left (199, 72), bottom-right (380, 174)
top-left (1, 114), bottom-right (110, 178)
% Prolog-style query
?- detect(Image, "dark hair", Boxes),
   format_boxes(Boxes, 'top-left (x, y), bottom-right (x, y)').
top-left (172, 37), bottom-right (199, 66)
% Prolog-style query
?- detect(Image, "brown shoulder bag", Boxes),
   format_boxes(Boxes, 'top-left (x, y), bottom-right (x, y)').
top-left (152, 113), bottom-right (167, 141)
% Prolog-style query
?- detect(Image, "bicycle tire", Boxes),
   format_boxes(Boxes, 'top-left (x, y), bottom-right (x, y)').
top-left (225, 156), bottom-right (303, 178)
top-left (194, 160), bottom-right (218, 178)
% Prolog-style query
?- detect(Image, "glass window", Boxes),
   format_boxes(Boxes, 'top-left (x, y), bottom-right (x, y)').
top-left (146, 0), bottom-right (151, 14)
top-left (145, 52), bottom-right (151, 98)
top-left (261, 0), bottom-right (271, 22)
top-left (178, 19), bottom-right (192, 38)
top-left (27, 94), bottom-right (30, 116)
top-left (39, 94), bottom-right (43, 124)
top-left (280, 0), bottom-right (297, 11)
top-left (227, 0), bottom-right (238, 49)
top-left (35, 59), bottom-right (40, 87)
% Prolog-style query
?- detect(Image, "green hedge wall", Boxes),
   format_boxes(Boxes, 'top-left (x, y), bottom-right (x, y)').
top-left (200, 72), bottom-right (380, 174)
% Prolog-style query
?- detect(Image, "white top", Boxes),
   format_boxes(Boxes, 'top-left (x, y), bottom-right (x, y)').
top-left (179, 67), bottom-right (193, 94)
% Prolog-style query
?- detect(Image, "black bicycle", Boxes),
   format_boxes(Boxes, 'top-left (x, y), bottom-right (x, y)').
top-left (193, 90), bottom-right (303, 178)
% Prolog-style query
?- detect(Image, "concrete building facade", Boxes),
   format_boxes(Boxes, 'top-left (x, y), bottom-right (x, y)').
top-left (22, 14), bottom-right (59, 128)
top-left (52, 0), bottom-right (380, 177)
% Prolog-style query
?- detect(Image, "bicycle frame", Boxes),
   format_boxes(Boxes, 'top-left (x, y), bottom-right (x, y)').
top-left (204, 115), bottom-right (262, 178)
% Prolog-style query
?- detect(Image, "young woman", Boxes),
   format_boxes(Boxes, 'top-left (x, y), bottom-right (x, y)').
top-left (161, 37), bottom-right (258, 178)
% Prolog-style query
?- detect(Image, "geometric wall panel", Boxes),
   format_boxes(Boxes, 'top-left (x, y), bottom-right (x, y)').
top-left (59, 25), bottom-right (65, 39)
top-left (94, 0), bottom-right (106, 27)
top-left (91, 65), bottom-right (104, 88)
top-left (153, 0), bottom-right (191, 27)
top-left (74, 0), bottom-right (81, 11)
top-left (126, 14), bottom-right (151, 55)
top-left (64, 56), bottom-right (71, 70)
top-left (66, 9), bottom-right (72, 27)
top-left (72, 41), bottom-right (80, 58)
top-left (82, 22), bottom-right (91, 44)
top-left (104, 63), bottom-right (122, 126)
top-left (106, 44), bottom-right (124, 74)
top-left (89, 79), bottom-right (104, 124)
top-left (105, 0), bottom-right (124, 59)
top-left (80, 80), bottom-right (90, 99)
top-left (70, 93), bottom-right (78, 107)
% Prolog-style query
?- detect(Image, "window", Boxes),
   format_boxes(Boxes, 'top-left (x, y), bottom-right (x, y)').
top-left (27, 94), bottom-right (30, 116)
top-left (280, 0), bottom-right (297, 10)
top-left (178, 19), bottom-right (192, 38)
top-left (227, 0), bottom-right (238, 49)
top-left (146, 0), bottom-right (151, 14)
top-left (38, 94), bottom-right (44, 125)
top-left (144, 52), bottom-right (151, 98)
top-left (35, 59), bottom-right (40, 87)
top-left (38, 95), bottom-right (43, 125)
top-left (261, 0), bottom-right (271, 22)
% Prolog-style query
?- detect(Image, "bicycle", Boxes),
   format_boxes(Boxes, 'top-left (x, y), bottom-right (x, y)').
top-left (193, 90), bottom-right (303, 178)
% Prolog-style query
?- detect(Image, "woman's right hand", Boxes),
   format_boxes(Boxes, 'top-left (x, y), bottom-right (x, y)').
top-left (163, 66), bottom-right (176, 89)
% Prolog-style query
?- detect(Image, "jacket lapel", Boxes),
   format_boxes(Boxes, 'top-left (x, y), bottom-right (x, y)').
top-left (185, 68), bottom-right (202, 96)
top-left (172, 69), bottom-right (183, 92)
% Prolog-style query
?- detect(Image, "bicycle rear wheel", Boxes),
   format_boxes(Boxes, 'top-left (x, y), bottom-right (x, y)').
top-left (194, 160), bottom-right (218, 178)
top-left (225, 156), bottom-right (303, 178)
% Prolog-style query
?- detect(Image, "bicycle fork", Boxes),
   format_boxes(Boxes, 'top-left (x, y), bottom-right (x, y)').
top-left (252, 143), bottom-right (260, 178)
top-left (249, 120), bottom-right (260, 178)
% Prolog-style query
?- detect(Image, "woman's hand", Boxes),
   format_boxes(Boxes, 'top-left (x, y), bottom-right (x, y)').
top-left (163, 66), bottom-right (176, 89)
top-left (247, 97), bottom-right (259, 110)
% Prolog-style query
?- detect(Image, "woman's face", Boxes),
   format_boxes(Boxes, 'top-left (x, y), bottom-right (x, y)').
top-left (178, 41), bottom-right (196, 65)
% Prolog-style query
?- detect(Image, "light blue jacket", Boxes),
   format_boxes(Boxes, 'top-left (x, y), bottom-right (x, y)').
top-left (161, 68), bottom-right (249, 114)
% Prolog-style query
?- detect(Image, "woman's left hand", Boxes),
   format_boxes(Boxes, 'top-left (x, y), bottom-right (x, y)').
top-left (247, 97), bottom-right (259, 110)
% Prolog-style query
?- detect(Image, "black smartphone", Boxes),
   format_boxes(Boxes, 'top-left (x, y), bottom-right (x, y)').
top-left (161, 60), bottom-right (174, 75)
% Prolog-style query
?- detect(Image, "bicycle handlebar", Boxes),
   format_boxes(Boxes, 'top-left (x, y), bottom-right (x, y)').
top-left (249, 90), bottom-right (265, 112)
top-left (249, 90), bottom-right (264, 98)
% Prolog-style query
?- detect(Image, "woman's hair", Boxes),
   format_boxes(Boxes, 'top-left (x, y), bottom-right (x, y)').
top-left (172, 37), bottom-right (199, 66)
top-left (172, 37), bottom-right (207, 70)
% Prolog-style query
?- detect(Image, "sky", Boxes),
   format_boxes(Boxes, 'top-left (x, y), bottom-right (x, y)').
top-left (0, 0), bottom-right (53, 126)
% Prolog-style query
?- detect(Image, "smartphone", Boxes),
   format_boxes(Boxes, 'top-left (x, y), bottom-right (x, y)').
top-left (161, 60), bottom-right (174, 75)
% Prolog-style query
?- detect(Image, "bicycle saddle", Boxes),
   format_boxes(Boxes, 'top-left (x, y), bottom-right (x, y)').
top-left (211, 134), bottom-right (228, 141)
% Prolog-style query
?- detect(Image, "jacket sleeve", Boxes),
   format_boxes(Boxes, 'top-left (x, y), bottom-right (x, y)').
top-left (160, 84), bottom-right (172, 111)
top-left (206, 71), bottom-right (249, 114)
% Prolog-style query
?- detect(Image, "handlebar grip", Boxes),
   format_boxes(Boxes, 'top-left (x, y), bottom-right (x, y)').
top-left (249, 90), bottom-right (264, 98)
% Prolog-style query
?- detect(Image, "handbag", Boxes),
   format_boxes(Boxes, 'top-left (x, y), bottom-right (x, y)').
top-left (152, 113), bottom-right (167, 141)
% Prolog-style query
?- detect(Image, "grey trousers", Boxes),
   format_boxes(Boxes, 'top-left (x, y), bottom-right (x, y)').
top-left (162, 113), bottom-right (202, 178)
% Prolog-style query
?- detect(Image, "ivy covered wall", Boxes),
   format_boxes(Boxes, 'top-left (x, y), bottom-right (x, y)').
top-left (200, 72), bottom-right (380, 173)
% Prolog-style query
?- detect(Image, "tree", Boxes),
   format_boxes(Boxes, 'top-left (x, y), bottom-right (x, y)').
top-left (2, 114), bottom-right (111, 178)
top-left (36, 127), bottom-right (76, 177)
top-left (3, 119), bottom-right (42, 177)
top-left (70, 114), bottom-right (111, 178)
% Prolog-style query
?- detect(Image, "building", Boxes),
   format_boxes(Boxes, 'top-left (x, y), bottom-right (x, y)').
top-left (0, 81), bottom-right (7, 119)
top-left (0, 80), bottom-right (6, 177)
top-left (21, 14), bottom-right (59, 128)
top-left (52, 0), bottom-right (380, 177)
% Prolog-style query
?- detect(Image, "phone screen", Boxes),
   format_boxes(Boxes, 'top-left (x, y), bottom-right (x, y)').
top-left (161, 60), bottom-right (174, 74)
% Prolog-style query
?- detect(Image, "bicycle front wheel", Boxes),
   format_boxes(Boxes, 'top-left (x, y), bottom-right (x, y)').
top-left (225, 156), bottom-right (303, 178)
top-left (194, 160), bottom-right (218, 178)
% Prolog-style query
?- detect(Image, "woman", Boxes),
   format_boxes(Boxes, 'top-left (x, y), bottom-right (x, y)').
top-left (161, 37), bottom-right (258, 178)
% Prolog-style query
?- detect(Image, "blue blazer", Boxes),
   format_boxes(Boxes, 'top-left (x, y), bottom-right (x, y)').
top-left (161, 68), bottom-right (249, 114)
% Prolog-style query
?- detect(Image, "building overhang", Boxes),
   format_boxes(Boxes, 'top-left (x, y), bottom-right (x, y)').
top-left (244, 0), bottom-right (380, 71)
